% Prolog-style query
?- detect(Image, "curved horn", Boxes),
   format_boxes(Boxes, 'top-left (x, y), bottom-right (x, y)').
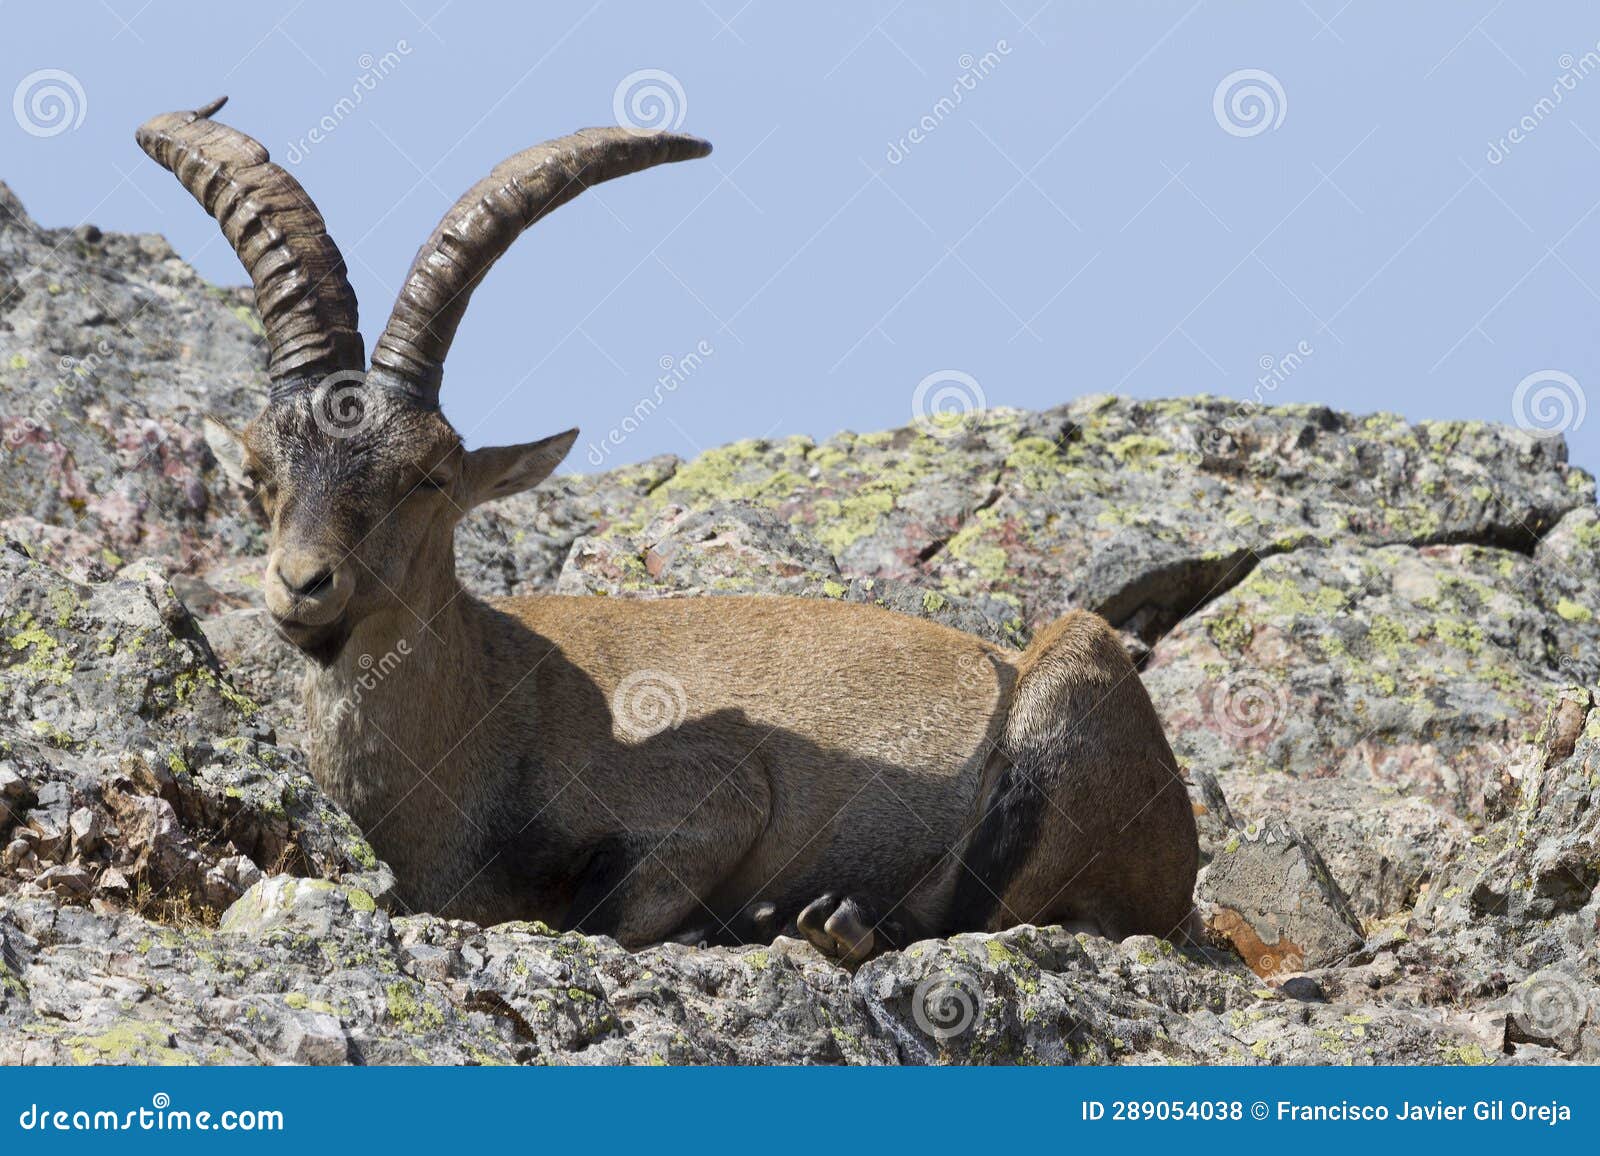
top-left (369, 127), bottom-right (711, 407)
top-left (136, 96), bottom-right (364, 395)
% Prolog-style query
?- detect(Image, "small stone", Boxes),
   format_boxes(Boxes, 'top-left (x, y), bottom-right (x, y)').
top-left (0, 762), bottom-right (31, 806)
top-left (277, 1010), bottom-right (349, 1065)
top-left (401, 943), bottom-right (453, 982)
top-left (33, 781), bottom-right (70, 810)
top-left (1278, 976), bottom-right (1327, 1002)
top-left (107, 791), bottom-right (203, 890)
top-left (222, 854), bottom-right (262, 892)
top-left (1197, 823), bottom-right (1364, 976)
top-left (69, 807), bottom-right (105, 855)
top-left (96, 865), bottom-right (131, 897)
top-left (1543, 693), bottom-right (1589, 769)
top-left (25, 810), bottom-right (68, 862)
top-left (1, 838), bottom-right (35, 872)
top-left (202, 854), bottom-right (262, 908)
top-left (34, 862), bottom-right (93, 900)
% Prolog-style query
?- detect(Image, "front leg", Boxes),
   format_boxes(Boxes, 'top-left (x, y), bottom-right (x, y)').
top-left (561, 741), bottom-right (770, 947)
top-left (566, 828), bottom-right (754, 946)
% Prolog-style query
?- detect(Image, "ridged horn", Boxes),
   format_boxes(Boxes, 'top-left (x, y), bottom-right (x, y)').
top-left (369, 127), bottom-right (712, 407)
top-left (136, 96), bottom-right (364, 395)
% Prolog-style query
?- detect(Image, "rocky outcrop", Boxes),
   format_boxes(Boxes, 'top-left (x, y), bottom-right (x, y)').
top-left (0, 545), bottom-right (391, 923)
top-left (0, 875), bottom-right (1502, 1066)
top-left (2, 180), bottom-right (1598, 1064)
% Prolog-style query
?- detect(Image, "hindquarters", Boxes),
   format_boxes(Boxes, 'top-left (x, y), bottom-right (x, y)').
top-left (945, 611), bottom-right (1197, 940)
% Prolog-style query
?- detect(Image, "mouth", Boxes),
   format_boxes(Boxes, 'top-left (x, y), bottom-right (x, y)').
top-left (273, 614), bottom-right (352, 666)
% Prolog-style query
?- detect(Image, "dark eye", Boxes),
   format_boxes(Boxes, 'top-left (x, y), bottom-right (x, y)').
top-left (407, 474), bottom-right (450, 499)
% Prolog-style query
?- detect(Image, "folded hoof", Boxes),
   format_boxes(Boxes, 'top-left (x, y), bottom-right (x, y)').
top-left (796, 894), bottom-right (877, 966)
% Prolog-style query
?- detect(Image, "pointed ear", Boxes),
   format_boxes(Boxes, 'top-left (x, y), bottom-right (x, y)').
top-left (462, 428), bottom-right (578, 508)
top-left (202, 413), bottom-right (250, 488)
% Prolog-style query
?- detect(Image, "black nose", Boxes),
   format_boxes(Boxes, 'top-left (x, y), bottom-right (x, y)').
top-left (288, 567), bottom-right (335, 598)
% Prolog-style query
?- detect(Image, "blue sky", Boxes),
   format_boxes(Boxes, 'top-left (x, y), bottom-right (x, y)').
top-left (5, 2), bottom-right (1600, 470)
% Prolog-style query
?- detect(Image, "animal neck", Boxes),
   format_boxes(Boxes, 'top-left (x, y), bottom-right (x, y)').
top-left (300, 549), bottom-right (504, 902)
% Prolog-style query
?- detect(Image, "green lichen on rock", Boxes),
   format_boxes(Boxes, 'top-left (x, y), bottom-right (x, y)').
top-left (231, 304), bottom-right (267, 337)
top-left (1556, 598), bottom-right (1593, 623)
top-left (66, 1021), bottom-right (197, 1066)
top-left (4, 610), bottom-right (76, 686)
top-left (385, 981), bottom-right (445, 1033)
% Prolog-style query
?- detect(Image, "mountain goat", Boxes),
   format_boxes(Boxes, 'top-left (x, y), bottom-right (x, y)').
top-left (139, 98), bottom-right (1198, 961)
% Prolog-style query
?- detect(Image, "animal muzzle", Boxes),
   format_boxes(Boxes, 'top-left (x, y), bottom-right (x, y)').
top-left (264, 547), bottom-right (355, 641)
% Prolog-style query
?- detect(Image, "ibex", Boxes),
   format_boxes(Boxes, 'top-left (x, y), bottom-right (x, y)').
top-left (140, 98), bottom-right (1198, 961)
